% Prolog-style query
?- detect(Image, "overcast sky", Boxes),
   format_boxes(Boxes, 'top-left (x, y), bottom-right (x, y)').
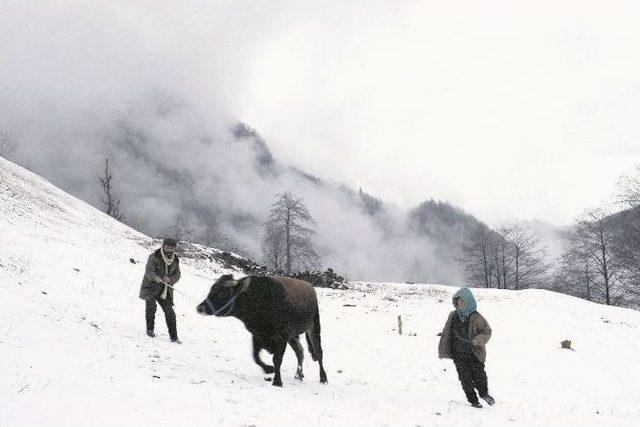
top-left (3, 0), bottom-right (640, 226)
top-left (237, 0), bottom-right (640, 226)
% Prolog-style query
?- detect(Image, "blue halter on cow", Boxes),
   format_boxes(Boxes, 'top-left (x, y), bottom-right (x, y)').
top-left (197, 274), bottom-right (328, 387)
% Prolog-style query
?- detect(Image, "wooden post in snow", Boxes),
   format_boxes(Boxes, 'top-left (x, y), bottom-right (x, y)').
top-left (397, 315), bottom-right (403, 335)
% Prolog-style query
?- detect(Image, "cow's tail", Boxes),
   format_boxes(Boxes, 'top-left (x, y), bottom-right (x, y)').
top-left (305, 309), bottom-right (322, 362)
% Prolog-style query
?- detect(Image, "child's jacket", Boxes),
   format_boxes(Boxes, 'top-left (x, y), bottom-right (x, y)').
top-left (438, 310), bottom-right (492, 363)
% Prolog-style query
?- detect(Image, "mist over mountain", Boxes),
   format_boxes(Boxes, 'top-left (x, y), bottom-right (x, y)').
top-left (0, 1), bottom-right (495, 283)
top-left (519, 219), bottom-right (567, 262)
top-left (7, 101), bottom-right (490, 283)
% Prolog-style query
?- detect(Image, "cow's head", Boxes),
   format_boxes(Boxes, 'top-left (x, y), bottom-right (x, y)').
top-left (196, 274), bottom-right (249, 317)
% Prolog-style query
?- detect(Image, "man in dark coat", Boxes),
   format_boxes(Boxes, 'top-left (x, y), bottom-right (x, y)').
top-left (438, 287), bottom-right (494, 408)
top-left (139, 238), bottom-right (182, 343)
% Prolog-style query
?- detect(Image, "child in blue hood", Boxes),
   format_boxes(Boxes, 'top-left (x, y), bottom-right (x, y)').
top-left (438, 287), bottom-right (494, 408)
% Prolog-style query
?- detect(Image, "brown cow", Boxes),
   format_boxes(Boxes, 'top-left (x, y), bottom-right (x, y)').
top-left (197, 274), bottom-right (328, 387)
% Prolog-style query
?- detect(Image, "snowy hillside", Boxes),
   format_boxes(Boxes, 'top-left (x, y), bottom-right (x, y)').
top-left (1, 156), bottom-right (640, 427)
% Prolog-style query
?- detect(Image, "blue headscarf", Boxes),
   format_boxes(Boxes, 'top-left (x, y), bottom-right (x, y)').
top-left (453, 287), bottom-right (477, 320)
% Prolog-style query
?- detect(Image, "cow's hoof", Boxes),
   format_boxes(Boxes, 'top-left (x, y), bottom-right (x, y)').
top-left (262, 365), bottom-right (275, 374)
top-left (320, 375), bottom-right (328, 384)
top-left (295, 372), bottom-right (304, 381)
top-left (272, 380), bottom-right (283, 387)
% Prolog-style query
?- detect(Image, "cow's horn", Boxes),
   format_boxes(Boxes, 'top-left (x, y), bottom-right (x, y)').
top-left (222, 278), bottom-right (238, 287)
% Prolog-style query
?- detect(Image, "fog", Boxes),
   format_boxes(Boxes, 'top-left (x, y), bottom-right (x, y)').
top-left (5, 1), bottom-right (635, 282)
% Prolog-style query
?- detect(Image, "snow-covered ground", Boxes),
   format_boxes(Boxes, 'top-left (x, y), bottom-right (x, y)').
top-left (2, 156), bottom-right (640, 427)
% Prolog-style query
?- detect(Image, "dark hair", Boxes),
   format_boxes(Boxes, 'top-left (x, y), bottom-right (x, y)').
top-left (162, 238), bottom-right (178, 247)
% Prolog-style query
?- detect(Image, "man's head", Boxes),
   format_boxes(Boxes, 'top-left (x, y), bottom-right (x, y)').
top-left (162, 238), bottom-right (178, 255)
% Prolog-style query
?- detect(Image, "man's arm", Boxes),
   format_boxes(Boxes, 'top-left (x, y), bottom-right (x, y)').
top-left (143, 254), bottom-right (163, 283)
top-left (166, 258), bottom-right (181, 286)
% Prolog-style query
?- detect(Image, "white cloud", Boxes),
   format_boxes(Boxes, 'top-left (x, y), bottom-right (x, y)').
top-left (238, 0), bottom-right (640, 224)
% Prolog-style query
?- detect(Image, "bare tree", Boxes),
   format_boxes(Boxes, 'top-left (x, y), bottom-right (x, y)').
top-left (0, 130), bottom-right (17, 159)
top-left (555, 230), bottom-right (594, 301)
top-left (549, 167), bottom-right (640, 307)
top-left (460, 224), bottom-right (494, 288)
top-left (98, 158), bottom-right (123, 220)
top-left (507, 222), bottom-right (549, 290)
top-left (461, 221), bottom-right (548, 290)
top-left (614, 230), bottom-right (640, 304)
top-left (493, 225), bottom-right (517, 289)
top-left (615, 165), bottom-right (640, 303)
top-left (261, 227), bottom-right (285, 270)
top-left (489, 234), bottom-right (504, 289)
top-left (262, 192), bottom-right (320, 273)
top-left (571, 208), bottom-right (624, 305)
top-left (616, 164), bottom-right (640, 208)
top-left (551, 168), bottom-right (640, 307)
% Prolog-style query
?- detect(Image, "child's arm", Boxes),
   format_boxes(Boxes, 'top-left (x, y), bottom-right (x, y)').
top-left (438, 312), bottom-right (454, 358)
top-left (472, 315), bottom-right (492, 346)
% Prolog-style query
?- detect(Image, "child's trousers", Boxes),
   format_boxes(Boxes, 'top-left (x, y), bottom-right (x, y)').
top-left (453, 353), bottom-right (488, 404)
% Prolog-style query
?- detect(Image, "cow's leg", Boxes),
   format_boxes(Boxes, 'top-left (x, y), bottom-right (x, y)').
top-left (308, 319), bottom-right (327, 384)
top-left (314, 341), bottom-right (327, 384)
top-left (289, 336), bottom-right (304, 381)
top-left (252, 336), bottom-right (275, 374)
top-left (272, 337), bottom-right (287, 387)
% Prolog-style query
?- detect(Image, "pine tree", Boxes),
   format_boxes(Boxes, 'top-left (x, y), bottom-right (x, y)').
top-left (262, 192), bottom-right (320, 273)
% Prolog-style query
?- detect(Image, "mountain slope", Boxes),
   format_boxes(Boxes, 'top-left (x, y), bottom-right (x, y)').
top-left (14, 114), bottom-right (493, 283)
top-left (2, 157), bottom-right (640, 427)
